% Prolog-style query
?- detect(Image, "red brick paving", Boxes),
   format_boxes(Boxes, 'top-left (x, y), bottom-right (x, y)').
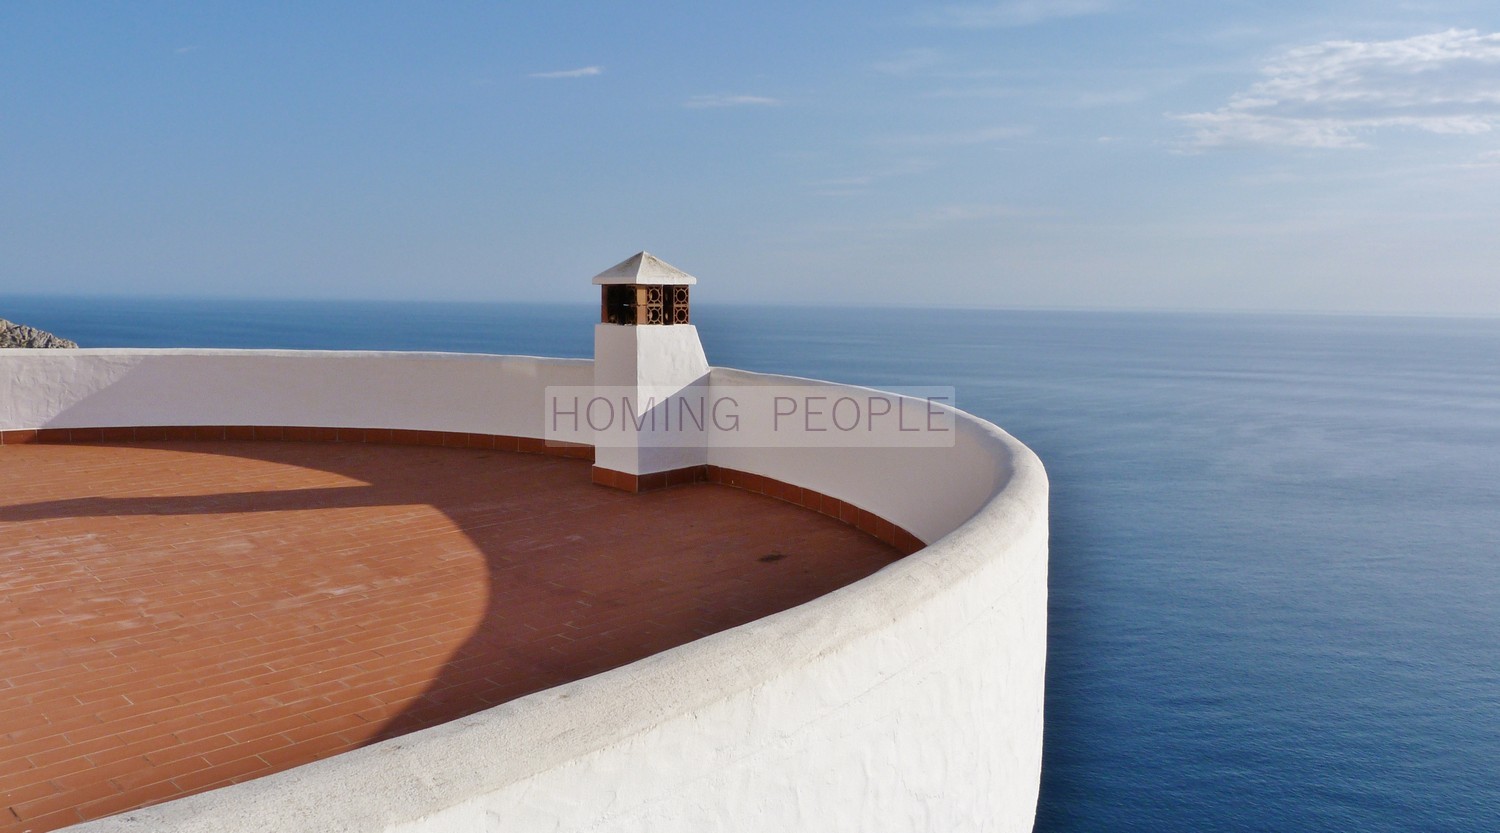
top-left (0, 441), bottom-right (901, 832)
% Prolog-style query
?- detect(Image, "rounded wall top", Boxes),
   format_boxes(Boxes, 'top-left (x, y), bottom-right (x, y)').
top-left (591, 252), bottom-right (698, 286)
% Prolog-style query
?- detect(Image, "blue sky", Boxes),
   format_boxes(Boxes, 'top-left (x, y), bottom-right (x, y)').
top-left (4, 2), bottom-right (1500, 314)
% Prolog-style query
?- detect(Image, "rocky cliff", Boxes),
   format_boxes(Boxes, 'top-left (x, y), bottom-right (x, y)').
top-left (0, 318), bottom-right (78, 348)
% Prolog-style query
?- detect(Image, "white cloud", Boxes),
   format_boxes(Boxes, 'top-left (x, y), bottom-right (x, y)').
top-left (528, 66), bottom-right (603, 79)
top-left (809, 159), bottom-right (936, 196)
top-left (885, 203), bottom-right (1050, 231)
top-left (869, 48), bottom-right (1002, 80)
top-left (914, 203), bottom-right (1033, 222)
top-left (815, 175), bottom-right (878, 188)
top-left (877, 125), bottom-right (1030, 145)
top-left (871, 48), bottom-right (948, 76)
top-left (918, 0), bottom-right (1113, 28)
top-left (925, 86), bottom-right (1023, 99)
top-left (1463, 148), bottom-right (1500, 167)
top-left (683, 94), bottom-right (782, 108)
top-left (1177, 29), bottom-right (1500, 149)
top-left (1070, 88), bottom-right (1153, 108)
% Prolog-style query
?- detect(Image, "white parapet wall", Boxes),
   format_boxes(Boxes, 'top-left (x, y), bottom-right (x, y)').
top-left (705, 367), bottom-right (1008, 545)
top-left (0, 349), bottom-right (594, 436)
top-left (0, 349), bottom-right (1048, 833)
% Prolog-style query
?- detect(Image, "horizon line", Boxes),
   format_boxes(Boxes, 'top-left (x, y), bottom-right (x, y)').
top-left (2, 292), bottom-right (1498, 323)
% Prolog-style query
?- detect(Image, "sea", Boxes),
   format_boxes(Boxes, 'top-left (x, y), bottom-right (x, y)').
top-left (4, 295), bottom-right (1498, 832)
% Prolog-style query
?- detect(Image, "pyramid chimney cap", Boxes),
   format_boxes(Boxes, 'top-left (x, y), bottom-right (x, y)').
top-left (591, 252), bottom-right (697, 286)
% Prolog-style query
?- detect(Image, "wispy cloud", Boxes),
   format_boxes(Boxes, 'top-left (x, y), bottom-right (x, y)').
top-left (1463, 148), bottom-right (1500, 168)
top-left (925, 86), bottom-right (1023, 99)
top-left (1176, 29), bottom-right (1500, 149)
top-left (884, 203), bottom-right (1052, 231)
top-left (528, 66), bottom-right (603, 79)
top-left (870, 48), bottom-right (1004, 81)
top-left (1070, 88), bottom-right (1154, 108)
top-left (917, 0), bottom-right (1113, 28)
top-left (877, 125), bottom-right (1030, 145)
top-left (174, 45), bottom-right (201, 55)
top-left (683, 94), bottom-right (782, 108)
top-left (871, 48), bottom-right (948, 77)
top-left (810, 159), bottom-right (936, 196)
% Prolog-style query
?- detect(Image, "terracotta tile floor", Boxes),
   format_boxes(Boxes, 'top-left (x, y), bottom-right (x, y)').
top-left (0, 441), bottom-right (900, 832)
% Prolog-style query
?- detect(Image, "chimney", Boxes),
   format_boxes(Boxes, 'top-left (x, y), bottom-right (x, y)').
top-left (590, 252), bottom-right (710, 491)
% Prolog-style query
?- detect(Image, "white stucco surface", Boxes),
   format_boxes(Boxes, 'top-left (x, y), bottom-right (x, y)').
top-left (590, 325), bottom-right (711, 475)
top-left (0, 349), bottom-right (1048, 833)
top-left (0, 349), bottom-right (591, 436)
top-left (706, 367), bottom-right (1000, 544)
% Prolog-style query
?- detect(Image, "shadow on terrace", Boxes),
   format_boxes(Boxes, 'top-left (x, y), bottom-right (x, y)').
top-left (0, 439), bottom-right (900, 832)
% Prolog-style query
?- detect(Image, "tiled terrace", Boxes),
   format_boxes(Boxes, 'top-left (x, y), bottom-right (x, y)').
top-left (0, 440), bottom-right (902, 832)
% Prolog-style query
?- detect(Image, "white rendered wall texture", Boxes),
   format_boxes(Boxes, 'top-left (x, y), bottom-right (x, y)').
top-left (590, 324), bottom-right (711, 476)
top-left (0, 349), bottom-right (1048, 832)
top-left (0, 350), bottom-right (592, 437)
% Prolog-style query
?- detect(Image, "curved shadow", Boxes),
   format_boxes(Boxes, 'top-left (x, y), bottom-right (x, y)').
top-left (3, 440), bottom-right (901, 753)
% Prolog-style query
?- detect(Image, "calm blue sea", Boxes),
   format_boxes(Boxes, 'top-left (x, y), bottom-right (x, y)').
top-left (5, 296), bottom-right (1499, 832)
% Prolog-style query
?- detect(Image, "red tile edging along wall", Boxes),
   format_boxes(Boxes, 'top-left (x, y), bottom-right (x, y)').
top-left (0, 426), bottom-right (923, 555)
top-left (0, 425), bottom-right (594, 457)
top-left (593, 464), bottom-right (925, 555)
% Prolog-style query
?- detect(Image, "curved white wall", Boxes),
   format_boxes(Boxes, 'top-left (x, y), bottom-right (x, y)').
top-left (0, 349), bottom-right (1048, 833)
top-left (706, 367), bottom-right (1010, 545)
